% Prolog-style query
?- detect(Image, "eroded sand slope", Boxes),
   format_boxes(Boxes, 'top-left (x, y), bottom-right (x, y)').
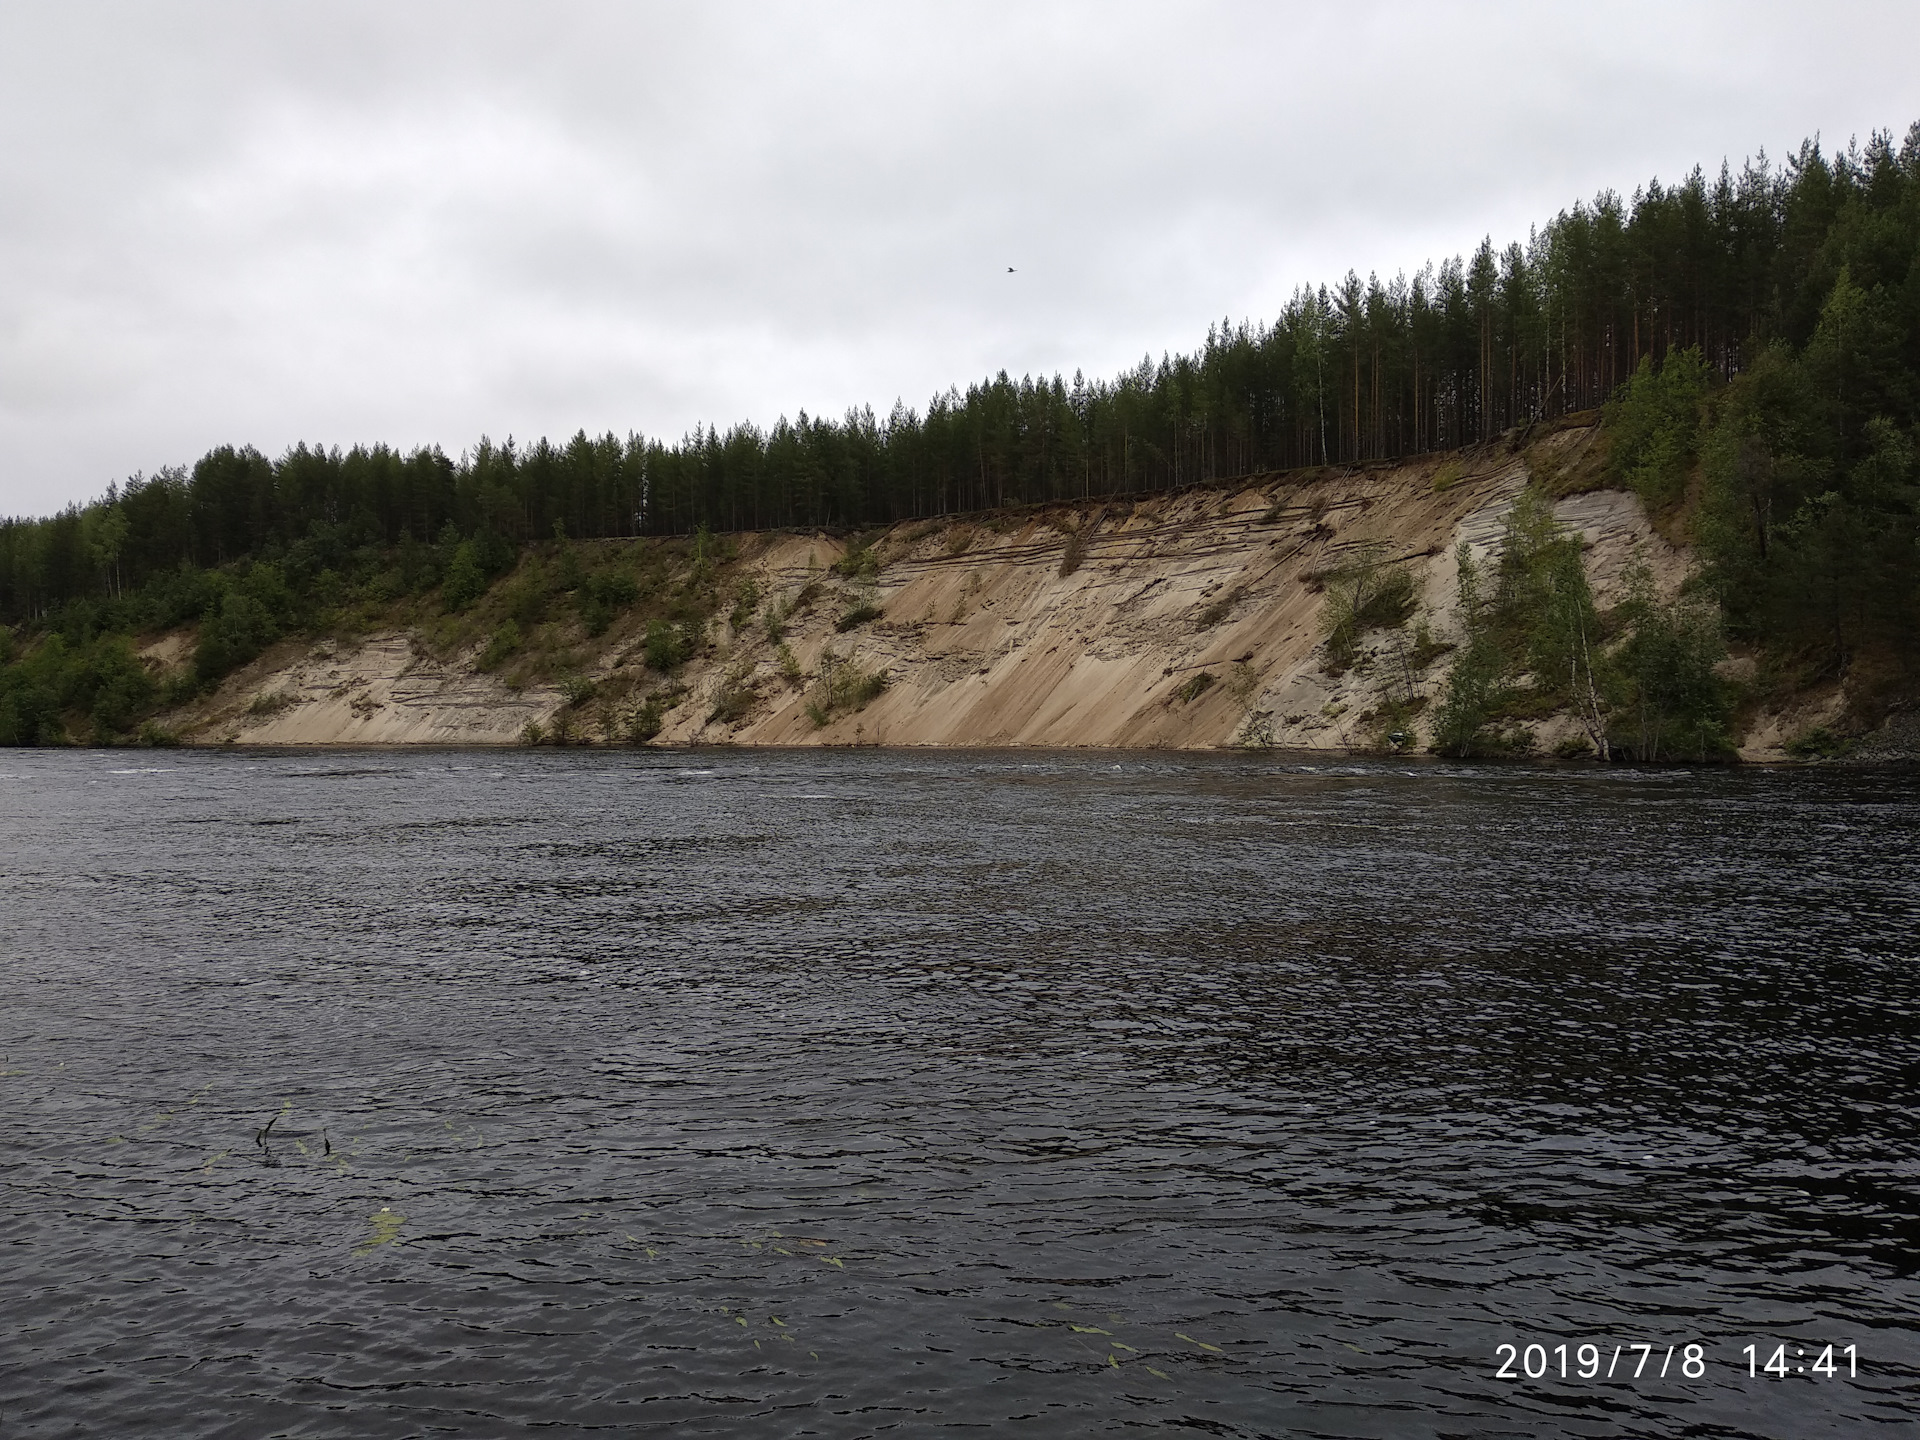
top-left (165, 426), bottom-right (1720, 754)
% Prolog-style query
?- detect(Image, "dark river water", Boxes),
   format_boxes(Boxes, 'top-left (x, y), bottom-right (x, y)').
top-left (2, 749), bottom-right (1918, 1438)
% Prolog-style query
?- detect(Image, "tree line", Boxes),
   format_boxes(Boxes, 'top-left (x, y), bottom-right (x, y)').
top-left (1, 121), bottom-right (1915, 741)
top-left (6, 123), bottom-right (1913, 616)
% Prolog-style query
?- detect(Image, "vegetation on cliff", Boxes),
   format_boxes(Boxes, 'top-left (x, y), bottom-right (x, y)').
top-left (1427, 495), bottom-right (1733, 762)
top-left (2, 122), bottom-right (1915, 749)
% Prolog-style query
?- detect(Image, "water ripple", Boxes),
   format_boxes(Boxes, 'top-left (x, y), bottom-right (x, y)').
top-left (1, 748), bottom-right (1916, 1436)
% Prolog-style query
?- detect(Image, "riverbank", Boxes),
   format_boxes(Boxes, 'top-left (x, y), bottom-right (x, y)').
top-left (135, 424), bottom-right (1911, 764)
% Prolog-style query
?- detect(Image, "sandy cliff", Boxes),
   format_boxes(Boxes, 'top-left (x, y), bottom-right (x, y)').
top-left (163, 423), bottom-right (1802, 756)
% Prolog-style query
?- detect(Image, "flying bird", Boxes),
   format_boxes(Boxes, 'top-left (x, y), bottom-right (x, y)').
top-left (1007, 266), bottom-right (1016, 273)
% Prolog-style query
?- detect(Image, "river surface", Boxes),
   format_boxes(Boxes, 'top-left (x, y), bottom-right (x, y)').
top-left (2, 748), bottom-right (1918, 1438)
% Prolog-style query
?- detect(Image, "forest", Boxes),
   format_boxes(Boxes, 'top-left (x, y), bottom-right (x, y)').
top-left (1, 123), bottom-right (1915, 748)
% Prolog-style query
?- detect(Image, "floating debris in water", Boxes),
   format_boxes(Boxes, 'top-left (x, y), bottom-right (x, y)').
top-left (354, 1206), bottom-right (406, 1256)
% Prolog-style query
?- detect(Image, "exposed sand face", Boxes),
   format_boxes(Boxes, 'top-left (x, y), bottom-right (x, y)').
top-left (162, 427), bottom-right (1735, 755)
top-left (656, 428), bottom-right (1660, 752)
top-left (165, 633), bottom-right (560, 746)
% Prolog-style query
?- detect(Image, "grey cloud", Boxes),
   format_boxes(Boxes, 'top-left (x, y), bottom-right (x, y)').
top-left (2, 0), bottom-right (1917, 514)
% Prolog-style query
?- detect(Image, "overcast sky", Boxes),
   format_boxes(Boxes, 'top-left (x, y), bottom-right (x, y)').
top-left (2, 1), bottom-right (1916, 517)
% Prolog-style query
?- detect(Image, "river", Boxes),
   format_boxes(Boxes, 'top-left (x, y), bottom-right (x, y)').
top-left (2, 748), bottom-right (1917, 1437)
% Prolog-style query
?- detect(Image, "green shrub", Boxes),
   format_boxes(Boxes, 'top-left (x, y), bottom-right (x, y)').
top-left (502, 567), bottom-right (552, 627)
top-left (554, 537), bottom-right (586, 592)
top-left (1496, 491), bottom-right (1615, 756)
top-left (195, 589), bottom-right (280, 684)
top-left (78, 636), bottom-right (158, 734)
top-left (1609, 566), bottom-right (1731, 762)
top-left (0, 672), bottom-right (60, 745)
top-left (707, 661), bottom-right (758, 725)
top-left (729, 578), bottom-right (761, 633)
top-left (1174, 672), bottom-right (1216, 703)
top-left (443, 541), bottom-right (487, 611)
top-left (1432, 544), bottom-right (1507, 756)
top-left (643, 619), bottom-right (690, 671)
top-left (162, 670), bottom-right (201, 707)
top-left (625, 694), bottom-right (666, 744)
top-left (845, 669), bottom-right (889, 707)
top-left (1059, 528), bottom-right (1087, 576)
top-left (835, 600), bottom-right (883, 632)
top-left (1233, 711), bottom-right (1276, 748)
top-left (585, 567), bottom-right (638, 607)
top-left (1321, 551), bottom-right (1415, 670)
top-left (807, 648), bottom-right (889, 724)
top-left (479, 620), bottom-right (522, 670)
top-left (1605, 347), bottom-right (1710, 507)
top-left (832, 540), bottom-right (882, 580)
top-left (574, 595), bottom-right (605, 636)
top-left (1195, 590), bottom-right (1239, 630)
top-left (1784, 724), bottom-right (1850, 759)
